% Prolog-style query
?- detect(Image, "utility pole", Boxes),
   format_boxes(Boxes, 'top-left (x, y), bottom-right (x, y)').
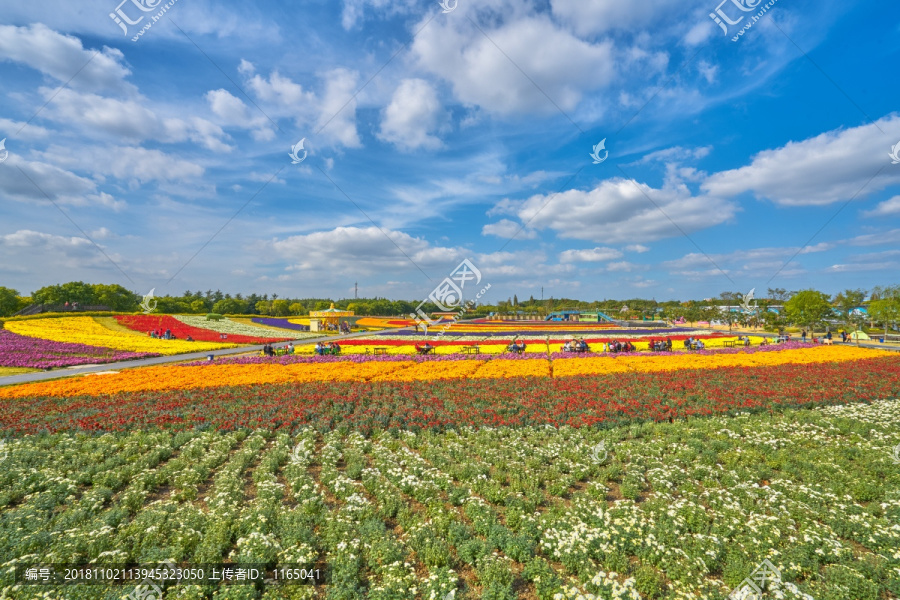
top-left (541, 287), bottom-right (543, 300)
top-left (354, 282), bottom-right (358, 299)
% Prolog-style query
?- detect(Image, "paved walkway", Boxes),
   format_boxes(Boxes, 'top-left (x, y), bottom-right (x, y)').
top-left (0, 327), bottom-right (408, 387)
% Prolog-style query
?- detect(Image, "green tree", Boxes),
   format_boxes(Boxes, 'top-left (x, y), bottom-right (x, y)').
top-left (271, 299), bottom-right (291, 316)
top-left (868, 298), bottom-right (900, 339)
top-left (680, 303), bottom-right (703, 326)
top-left (832, 288), bottom-right (865, 329)
top-left (255, 300), bottom-right (272, 315)
top-left (0, 287), bottom-right (25, 317)
top-left (190, 299), bottom-right (209, 313)
top-left (784, 290), bottom-right (831, 333)
top-left (212, 298), bottom-right (245, 315)
top-left (767, 287), bottom-right (790, 302)
top-left (289, 302), bottom-right (303, 316)
top-left (93, 284), bottom-right (138, 311)
top-left (721, 309), bottom-right (740, 331)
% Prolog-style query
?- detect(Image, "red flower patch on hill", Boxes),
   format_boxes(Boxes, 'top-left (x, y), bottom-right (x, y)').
top-left (115, 314), bottom-right (290, 344)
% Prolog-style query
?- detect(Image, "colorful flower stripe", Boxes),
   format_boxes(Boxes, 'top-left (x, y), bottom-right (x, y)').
top-left (0, 361), bottom-right (414, 399)
top-left (291, 335), bottom-right (752, 355)
top-left (2, 357), bottom-right (898, 435)
top-left (4, 317), bottom-right (235, 355)
top-left (0, 345), bottom-right (891, 399)
top-left (251, 317), bottom-right (311, 332)
top-left (551, 345), bottom-right (889, 377)
top-left (383, 326), bottom-right (711, 336)
top-left (459, 320), bottom-right (621, 328)
top-left (355, 317), bottom-right (415, 328)
top-left (186, 340), bottom-right (816, 366)
top-left (174, 315), bottom-right (294, 340)
top-left (0, 328), bottom-right (157, 368)
top-left (115, 314), bottom-right (282, 344)
top-left (362, 331), bottom-right (725, 342)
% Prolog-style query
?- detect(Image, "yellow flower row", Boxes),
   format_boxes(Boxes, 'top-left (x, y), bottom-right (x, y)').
top-left (0, 345), bottom-right (890, 399)
top-left (4, 317), bottom-right (236, 356)
top-left (296, 336), bottom-right (763, 356)
top-left (552, 345), bottom-right (890, 377)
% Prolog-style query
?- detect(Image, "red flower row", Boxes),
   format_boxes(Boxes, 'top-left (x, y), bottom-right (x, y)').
top-left (114, 315), bottom-right (290, 344)
top-left (2, 356), bottom-right (897, 435)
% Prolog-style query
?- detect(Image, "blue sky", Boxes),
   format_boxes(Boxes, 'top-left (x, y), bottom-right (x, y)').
top-left (1, 0), bottom-right (899, 303)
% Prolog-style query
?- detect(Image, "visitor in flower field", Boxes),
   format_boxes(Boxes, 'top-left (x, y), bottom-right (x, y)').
top-left (186, 335), bottom-right (193, 342)
top-left (288, 342), bottom-right (294, 354)
top-left (415, 341), bottom-right (433, 354)
top-left (666, 337), bottom-right (673, 350)
top-left (802, 330), bottom-right (807, 343)
top-left (508, 338), bottom-right (526, 353)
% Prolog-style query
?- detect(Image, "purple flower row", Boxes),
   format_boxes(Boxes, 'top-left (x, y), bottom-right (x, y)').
top-left (382, 327), bottom-right (704, 336)
top-left (179, 352), bottom-right (493, 367)
top-left (0, 329), bottom-right (158, 369)
top-left (251, 317), bottom-right (309, 331)
top-left (547, 341), bottom-right (811, 359)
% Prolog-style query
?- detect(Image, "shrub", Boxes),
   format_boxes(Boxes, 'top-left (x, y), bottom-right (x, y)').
top-left (206, 313), bottom-right (223, 321)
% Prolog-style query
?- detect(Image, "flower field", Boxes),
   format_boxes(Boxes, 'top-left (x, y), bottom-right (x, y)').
top-left (1, 316), bottom-right (898, 599)
top-left (4, 317), bottom-right (236, 356)
top-left (174, 315), bottom-right (309, 340)
top-left (250, 317), bottom-right (320, 334)
top-left (0, 395), bottom-right (897, 599)
top-left (0, 329), bottom-right (156, 369)
top-left (0, 344), bottom-right (888, 399)
top-left (116, 315), bottom-right (290, 345)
